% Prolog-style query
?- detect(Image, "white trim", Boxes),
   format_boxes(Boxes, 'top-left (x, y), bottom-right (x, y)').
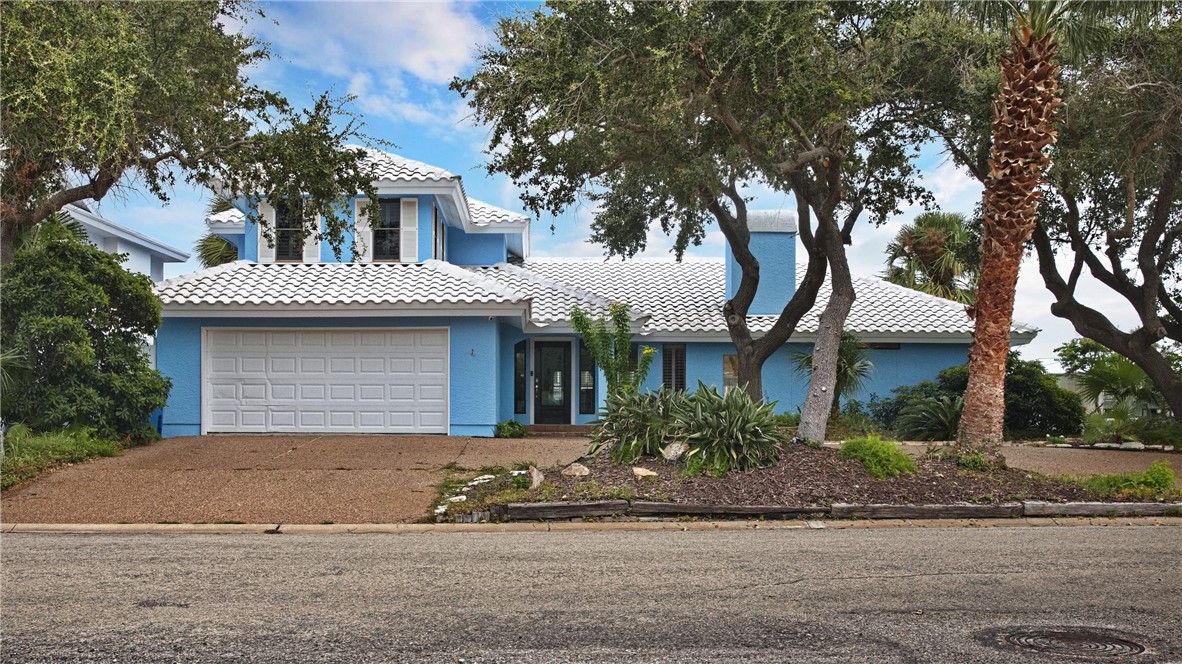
top-left (208, 222), bottom-right (246, 235)
top-left (65, 204), bottom-right (190, 262)
top-left (256, 200), bottom-right (276, 264)
top-left (400, 198), bottom-right (418, 263)
top-left (163, 303), bottom-right (526, 317)
top-left (302, 217), bottom-right (321, 263)
top-left (354, 198), bottom-right (373, 263)
top-left (200, 326), bottom-right (450, 435)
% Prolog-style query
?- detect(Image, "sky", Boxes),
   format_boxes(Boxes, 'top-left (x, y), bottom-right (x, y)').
top-left (95, 0), bottom-right (1142, 373)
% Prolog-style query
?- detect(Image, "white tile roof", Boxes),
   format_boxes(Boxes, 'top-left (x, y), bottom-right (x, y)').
top-left (156, 260), bottom-right (522, 307)
top-left (514, 258), bottom-right (1037, 339)
top-left (206, 208), bottom-right (245, 226)
top-left (354, 147), bottom-right (457, 183)
top-left (469, 263), bottom-right (630, 326)
top-left (468, 198), bottom-right (529, 227)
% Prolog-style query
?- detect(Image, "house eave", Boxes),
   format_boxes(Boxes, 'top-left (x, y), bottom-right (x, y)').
top-left (161, 302), bottom-right (529, 318)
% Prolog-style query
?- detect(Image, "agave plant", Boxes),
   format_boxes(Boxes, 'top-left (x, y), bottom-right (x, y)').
top-left (895, 396), bottom-right (963, 442)
top-left (672, 381), bottom-right (784, 475)
top-left (590, 387), bottom-right (686, 463)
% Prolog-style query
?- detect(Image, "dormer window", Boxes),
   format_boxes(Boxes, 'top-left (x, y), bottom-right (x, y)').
top-left (374, 199), bottom-right (402, 261)
top-left (275, 202), bottom-right (303, 262)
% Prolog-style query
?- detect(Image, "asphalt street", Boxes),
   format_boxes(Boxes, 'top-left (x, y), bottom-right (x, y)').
top-left (2, 525), bottom-right (1179, 663)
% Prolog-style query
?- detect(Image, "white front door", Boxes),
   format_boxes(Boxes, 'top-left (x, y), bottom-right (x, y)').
top-left (203, 328), bottom-right (448, 434)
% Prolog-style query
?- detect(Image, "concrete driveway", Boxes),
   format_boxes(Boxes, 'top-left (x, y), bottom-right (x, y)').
top-left (0, 435), bottom-right (588, 525)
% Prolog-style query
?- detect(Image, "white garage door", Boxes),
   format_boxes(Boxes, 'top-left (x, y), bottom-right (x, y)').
top-left (203, 328), bottom-right (448, 433)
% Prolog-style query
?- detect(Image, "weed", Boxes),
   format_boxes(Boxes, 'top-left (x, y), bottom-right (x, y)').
top-left (494, 420), bottom-right (527, 438)
top-left (1079, 461), bottom-right (1178, 500)
top-left (1, 427), bottom-right (121, 489)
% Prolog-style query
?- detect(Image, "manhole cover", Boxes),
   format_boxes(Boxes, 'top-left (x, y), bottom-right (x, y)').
top-left (990, 627), bottom-right (1147, 658)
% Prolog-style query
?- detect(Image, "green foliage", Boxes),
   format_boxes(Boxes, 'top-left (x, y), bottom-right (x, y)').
top-left (790, 333), bottom-right (875, 417)
top-left (493, 420), bottom-right (527, 439)
top-left (1, 0), bottom-right (384, 257)
top-left (895, 396), bottom-right (964, 441)
top-left (195, 233), bottom-right (238, 269)
top-left (1082, 402), bottom-right (1135, 444)
top-left (593, 388), bottom-right (687, 464)
top-left (570, 303), bottom-right (653, 397)
top-left (883, 211), bottom-right (979, 303)
top-left (13, 211), bottom-right (90, 252)
top-left (1, 426), bottom-right (121, 490)
top-left (1130, 417), bottom-right (1182, 446)
top-left (955, 451), bottom-right (991, 472)
top-left (0, 239), bottom-right (169, 442)
top-left (673, 382), bottom-right (784, 475)
top-left (838, 436), bottom-right (918, 479)
top-left (1079, 461), bottom-right (1177, 500)
top-left (872, 353), bottom-right (1083, 439)
top-left (772, 412), bottom-right (801, 428)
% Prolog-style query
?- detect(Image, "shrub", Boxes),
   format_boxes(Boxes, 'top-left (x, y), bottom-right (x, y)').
top-left (772, 411), bottom-right (801, 428)
top-left (838, 436), bottom-right (918, 479)
top-left (1130, 416), bottom-right (1182, 446)
top-left (895, 396), bottom-right (963, 441)
top-left (2, 426), bottom-right (121, 489)
top-left (591, 387), bottom-right (686, 464)
top-left (867, 382), bottom-right (945, 430)
top-left (673, 382), bottom-right (784, 475)
top-left (493, 420), bottom-right (527, 439)
top-left (569, 303), bottom-right (654, 396)
top-left (1, 238), bottom-right (170, 442)
top-left (1082, 402), bottom-right (1135, 444)
top-left (1080, 461), bottom-right (1177, 499)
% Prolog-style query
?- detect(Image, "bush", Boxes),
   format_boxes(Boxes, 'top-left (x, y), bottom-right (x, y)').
top-left (591, 387), bottom-right (686, 464)
top-left (1, 238), bottom-right (170, 442)
top-left (1082, 402), bottom-right (1135, 444)
top-left (895, 396), bottom-right (963, 441)
top-left (1130, 416), bottom-right (1182, 446)
top-left (867, 382), bottom-right (946, 430)
top-left (493, 420), bottom-right (527, 439)
top-left (838, 436), bottom-right (918, 479)
top-left (772, 411), bottom-right (801, 428)
top-left (673, 382), bottom-right (784, 475)
top-left (1080, 461), bottom-right (1177, 499)
top-left (2, 425), bottom-right (121, 489)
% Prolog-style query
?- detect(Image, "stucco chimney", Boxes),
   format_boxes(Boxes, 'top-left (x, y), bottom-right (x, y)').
top-left (724, 210), bottom-right (798, 316)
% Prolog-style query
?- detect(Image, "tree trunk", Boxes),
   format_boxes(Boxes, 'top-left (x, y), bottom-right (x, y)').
top-left (797, 217), bottom-right (855, 444)
top-left (957, 26), bottom-right (1062, 462)
top-left (736, 343), bottom-right (763, 402)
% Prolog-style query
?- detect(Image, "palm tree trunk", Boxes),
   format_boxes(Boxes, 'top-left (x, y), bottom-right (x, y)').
top-left (958, 26), bottom-right (1063, 461)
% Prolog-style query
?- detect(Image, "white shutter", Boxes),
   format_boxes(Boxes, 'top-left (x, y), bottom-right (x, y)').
top-left (257, 200), bottom-right (276, 264)
top-left (355, 198), bottom-right (373, 263)
top-left (302, 214), bottom-right (321, 263)
top-left (400, 198), bottom-right (418, 263)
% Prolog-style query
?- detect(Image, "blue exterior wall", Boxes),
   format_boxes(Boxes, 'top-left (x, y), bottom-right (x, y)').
top-left (725, 232), bottom-right (797, 315)
top-left (156, 315), bottom-right (500, 438)
top-left (447, 227), bottom-right (507, 265)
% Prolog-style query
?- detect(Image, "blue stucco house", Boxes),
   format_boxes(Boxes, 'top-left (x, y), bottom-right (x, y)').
top-left (154, 150), bottom-right (1037, 437)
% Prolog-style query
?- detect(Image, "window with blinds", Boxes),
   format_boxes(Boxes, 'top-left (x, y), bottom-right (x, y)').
top-left (662, 344), bottom-right (686, 391)
top-left (374, 199), bottom-right (402, 261)
top-left (274, 201), bottom-right (303, 262)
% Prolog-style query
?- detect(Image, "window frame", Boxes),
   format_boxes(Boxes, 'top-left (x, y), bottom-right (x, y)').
top-left (578, 341), bottom-right (597, 414)
top-left (373, 198), bottom-right (402, 262)
top-left (513, 340), bottom-right (528, 415)
top-left (662, 344), bottom-right (687, 391)
top-left (722, 354), bottom-right (739, 393)
top-left (274, 201), bottom-right (304, 263)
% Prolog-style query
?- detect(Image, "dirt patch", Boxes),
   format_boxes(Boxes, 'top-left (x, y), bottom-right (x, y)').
top-left (468, 442), bottom-right (1104, 509)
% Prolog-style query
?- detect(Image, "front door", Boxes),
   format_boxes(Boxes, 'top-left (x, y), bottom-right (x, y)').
top-left (534, 341), bottom-right (571, 424)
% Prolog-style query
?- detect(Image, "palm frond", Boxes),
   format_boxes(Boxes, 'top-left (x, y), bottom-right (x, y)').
top-left (194, 233), bottom-right (238, 269)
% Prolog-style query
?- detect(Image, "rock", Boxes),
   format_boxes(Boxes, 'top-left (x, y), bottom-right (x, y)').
top-left (1119, 441), bottom-right (1146, 451)
top-left (528, 465), bottom-right (546, 489)
top-left (1093, 443), bottom-right (1119, 449)
top-left (510, 470), bottom-right (529, 476)
top-left (661, 441), bottom-right (688, 461)
top-left (561, 462), bottom-right (591, 477)
top-left (447, 495), bottom-right (467, 503)
top-left (632, 467), bottom-right (658, 479)
top-left (1048, 444), bottom-right (1072, 448)
top-left (434, 505), bottom-right (449, 514)
top-left (1147, 446), bottom-right (1164, 451)
top-left (472, 474), bottom-right (497, 482)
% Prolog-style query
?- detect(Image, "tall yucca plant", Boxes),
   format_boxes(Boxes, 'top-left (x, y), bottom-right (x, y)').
top-left (950, 0), bottom-right (1162, 460)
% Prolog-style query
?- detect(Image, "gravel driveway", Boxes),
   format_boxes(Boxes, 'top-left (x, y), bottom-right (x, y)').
top-left (0, 435), bottom-right (589, 524)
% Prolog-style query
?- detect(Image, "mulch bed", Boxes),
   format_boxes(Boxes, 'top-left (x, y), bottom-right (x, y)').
top-left (474, 442), bottom-right (1101, 508)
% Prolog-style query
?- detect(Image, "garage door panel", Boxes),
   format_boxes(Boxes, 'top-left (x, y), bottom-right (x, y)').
top-left (204, 328), bottom-right (448, 434)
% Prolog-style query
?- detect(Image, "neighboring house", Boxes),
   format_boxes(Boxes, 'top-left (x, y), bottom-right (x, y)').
top-left (152, 150), bottom-right (1037, 437)
top-left (66, 203), bottom-right (190, 282)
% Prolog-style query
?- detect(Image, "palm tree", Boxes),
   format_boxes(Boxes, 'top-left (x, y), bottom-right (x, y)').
top-left (195, 196), bottom-right (239, 268)
top-left (791, 332), bottom-right (875, 420)
top-left (14, 210), bottom-right (90, 251)
top-left (884, 211), bottom-right (978, 304)
top-left (953, 0), bottom-right (1160, 458)
top-left (1074, 355), bottom-right (1163, 414)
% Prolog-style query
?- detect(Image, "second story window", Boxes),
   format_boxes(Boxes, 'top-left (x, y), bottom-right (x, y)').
top-left (374, 199), bottom-right (401, 261)
top-left (275, 202), bottom-right (303, 262)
